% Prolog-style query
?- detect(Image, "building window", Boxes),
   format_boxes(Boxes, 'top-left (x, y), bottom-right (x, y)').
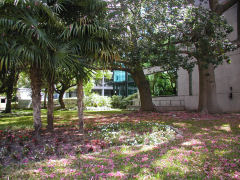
top-left (1, 99), bottom-right (6, 103)
top-left (113, 71), bottom-right (138, 97)
top-left (104, 90), bottom-right (113, 97)
top-left (188, 70), bottom-right (193, 96)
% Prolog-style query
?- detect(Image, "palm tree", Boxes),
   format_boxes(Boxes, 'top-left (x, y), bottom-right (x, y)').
top-left (0, 0), bottom-right (73, 136)
top-left (0, 0), bottom-right (116, 136)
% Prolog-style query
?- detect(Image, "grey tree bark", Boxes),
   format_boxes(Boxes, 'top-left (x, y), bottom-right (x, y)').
top-left (43, 88), bottom-right (47, 109)
top-left (30, 64), bottom-right (42, 138)
top-left (198, 61), bottom-right (221, 113)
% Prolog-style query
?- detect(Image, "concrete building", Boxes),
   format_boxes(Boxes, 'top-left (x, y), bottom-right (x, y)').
top-left (92, 75), bottom-right (114, 96)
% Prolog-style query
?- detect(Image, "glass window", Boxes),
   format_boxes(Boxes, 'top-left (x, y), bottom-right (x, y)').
top-left (114, 71), bottom-right (126, 82)
top-left (104, 90), bottom-right (113, 97)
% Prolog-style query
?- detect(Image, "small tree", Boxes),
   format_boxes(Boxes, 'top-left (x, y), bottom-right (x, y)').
top-left (54, 69), bottom-right (77, 109)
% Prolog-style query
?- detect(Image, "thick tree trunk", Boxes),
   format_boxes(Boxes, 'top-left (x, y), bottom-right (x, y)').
top-left (47, 80), bottom-right (54, 131)
top-left (131, 69), bottom-right (155, 111)
top-left (43, 88), bottom-right (47, 109)
top-left (30, 64), bottom-right (42, 138)
top-left (77, 78), bottom-right (84, 133)
top-left (198, 61), bottom-right (221, 114)
top-left (58, 90), bottom-right (65, 109)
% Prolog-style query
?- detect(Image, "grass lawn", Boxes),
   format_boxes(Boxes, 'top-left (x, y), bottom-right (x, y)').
top-left (0, 110), bottom-right (239, 179)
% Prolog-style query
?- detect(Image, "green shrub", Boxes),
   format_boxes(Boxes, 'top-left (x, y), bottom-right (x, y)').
top-left (111, 93), bottom-right (138, 109)
top-left (111, 95), bottom-right (123, 108)
top-left (84, 93), bottom-right (111, 107)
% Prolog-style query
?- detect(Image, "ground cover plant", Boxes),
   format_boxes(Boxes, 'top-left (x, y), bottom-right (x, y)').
top-left (0, 110), bottom-right (239, 179)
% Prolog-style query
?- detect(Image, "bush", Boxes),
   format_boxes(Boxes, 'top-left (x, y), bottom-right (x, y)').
top-left (111, 93), bottom-right (138, 109)
top-left (84, 93), bottom-right (111, 107)
top-left (111, 95), bottom-right (123, 109)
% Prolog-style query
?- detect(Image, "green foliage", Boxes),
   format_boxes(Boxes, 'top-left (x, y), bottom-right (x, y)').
top-left (111, 95), bottom-right (123, 109)
top-left (171, 6), bottom-right (236, 69)
top-left (17, 72), bottom-right (30, 88)
top-left (84, 93), bottom-right (112, 107)
top-left (111, 93), bottom-right (137, 109)
top-left (146, 71), bottom-right (177, 96)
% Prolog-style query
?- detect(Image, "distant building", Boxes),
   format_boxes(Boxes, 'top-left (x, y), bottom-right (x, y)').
top-left (92, 75), bottom-right (114, 96)
top-left (0, 96), bottom-right (6, 111)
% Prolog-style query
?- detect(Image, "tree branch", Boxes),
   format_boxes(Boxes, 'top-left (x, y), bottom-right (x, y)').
top-left (209, 0), bottom-right (238, 15)
top-left (93, 66), bottom-right (133, 73)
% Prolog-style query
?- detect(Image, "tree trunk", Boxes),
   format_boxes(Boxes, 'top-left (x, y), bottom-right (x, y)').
top-left (30, 64), bottom-right (42, 138)
top-left (43, 88), bottom-right (47, 109)
top-left (4, 69), bottom-right (18, 113)
top-left (198, 61), bottom-right (221, 114)
top-left (58, 90), bottom-right (65, 109)
top-left (5, 87), bottom-right (13, 113)
top-left (131, 69), bottom-right (155, 111)
top-left (47, 80), bottom-right (54, 131)
top-left (77, 78), bottom-right (84, 133)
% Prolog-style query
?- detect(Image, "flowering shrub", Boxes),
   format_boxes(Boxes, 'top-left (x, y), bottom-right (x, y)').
top-left (84, 93), bottom-right (112, 107)
top-left (89, 122), bottom-right (177, 146)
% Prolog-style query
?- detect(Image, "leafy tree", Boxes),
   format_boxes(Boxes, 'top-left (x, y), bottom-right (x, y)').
top-left (106, 0), bottom-right (187, 111)
top-left (115, 0), bottom-right (237, 114)
top-left (54, 69), bottom-right (77, 109)
top-left (177, 0), bottom-right (238, 113)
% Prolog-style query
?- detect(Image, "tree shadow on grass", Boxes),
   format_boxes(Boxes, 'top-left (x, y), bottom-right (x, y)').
top-left (0, 111), bottom-right (239, 179)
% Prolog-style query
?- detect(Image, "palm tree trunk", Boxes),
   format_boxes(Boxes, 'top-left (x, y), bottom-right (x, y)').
top-left (4, 69), bottom-right (18, 113)
top-left (77, 78), bottom-right (84, 133)
top-left (47, 80), bottom-right (54, 131)
top-left (30, 64), bottom-right (42, 138)
top-left (5, 87), bottom-right (13, 113)
top-left (43, 88), bottom-right (47, 109)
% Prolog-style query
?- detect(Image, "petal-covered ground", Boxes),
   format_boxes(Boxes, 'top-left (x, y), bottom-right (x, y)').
top-left (0, 110), bottom-right (239, 179)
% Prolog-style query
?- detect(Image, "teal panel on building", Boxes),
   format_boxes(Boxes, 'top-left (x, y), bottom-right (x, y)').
top-left (113, 71), bottom-right (138, 97)
top-left (113, 71), bottom-right (126, 82)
